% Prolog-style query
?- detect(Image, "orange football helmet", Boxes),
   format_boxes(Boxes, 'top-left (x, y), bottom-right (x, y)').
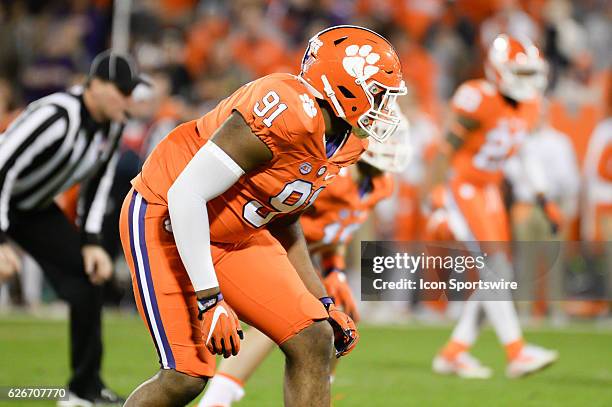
top-left (485, 34), bottom-right (548, 101)
top-left (299, 25), bottom-right (407, 142)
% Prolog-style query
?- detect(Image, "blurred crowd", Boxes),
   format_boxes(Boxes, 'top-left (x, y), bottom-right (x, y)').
top-left (1, 0), bottom-right (609, 127)
top-left (0, 0), bottom-right (610, 319)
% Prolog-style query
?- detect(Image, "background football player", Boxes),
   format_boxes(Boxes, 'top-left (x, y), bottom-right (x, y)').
top-left (426, 34), bottom-right (559, 379)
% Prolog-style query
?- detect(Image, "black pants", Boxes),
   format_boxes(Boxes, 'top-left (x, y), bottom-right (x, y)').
top-left (8, 203), bottom-right (103, 397)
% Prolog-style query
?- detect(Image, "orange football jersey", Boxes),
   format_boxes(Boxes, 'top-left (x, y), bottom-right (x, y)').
top-left (450, 79), bottom-right (540, 185)
top-left (133, 73), bottom-right (366, 243)
top-left (301, 166), bottom-right (393, 245)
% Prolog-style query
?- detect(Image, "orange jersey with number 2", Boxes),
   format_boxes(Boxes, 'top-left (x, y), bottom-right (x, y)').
top-left (450, 79), bottom-right (540, 185)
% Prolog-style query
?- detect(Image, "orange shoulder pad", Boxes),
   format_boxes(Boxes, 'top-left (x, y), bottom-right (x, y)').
top-left (450, 79), bottom-right (496, 122)
top-left (231, 73), bottom-right (323, 156)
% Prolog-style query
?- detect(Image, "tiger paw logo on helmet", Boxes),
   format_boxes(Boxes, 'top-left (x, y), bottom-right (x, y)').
top-left (342, 44), bottom-right (381, 80)
top-left (299, 25), bottom-right (407, 142)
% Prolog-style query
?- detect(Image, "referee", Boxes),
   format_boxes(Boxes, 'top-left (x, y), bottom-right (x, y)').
top-left (0, 50), bottom-right (146, 405)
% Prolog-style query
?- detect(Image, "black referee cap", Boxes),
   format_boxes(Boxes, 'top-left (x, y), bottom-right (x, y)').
top-left (89, 50), bottom-right (148, 96)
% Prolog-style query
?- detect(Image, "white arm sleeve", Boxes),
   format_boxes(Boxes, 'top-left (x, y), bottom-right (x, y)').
top-left (167, 141), bottom-right (245, 291)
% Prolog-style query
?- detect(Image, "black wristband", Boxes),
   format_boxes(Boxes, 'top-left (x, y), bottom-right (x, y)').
top-left (82, 232), bottom-right (103, 246)
top-left (197, 292), bottom-right (224, 319)
top-left (319, 296), bottom-right (335, 310)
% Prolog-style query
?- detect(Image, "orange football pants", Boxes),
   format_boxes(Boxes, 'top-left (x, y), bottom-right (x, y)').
top-left (119, 189), bottom-right (328, 377)
top-left (447, 178), bottom-right (510, 242)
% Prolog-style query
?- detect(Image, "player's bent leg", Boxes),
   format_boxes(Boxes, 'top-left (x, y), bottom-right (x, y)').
top-left (199, 328), bottom-right (276, 407)
top-left (215, 327), bottom-right (276, 384)
top-left (280, 321), bottom-right (334, 407)
top-left (125, 369), bottom-right (207, 407)
top-left (210, 231), bottom-right (332, 406)
top-left (119, 190), bottom-right (216, 405)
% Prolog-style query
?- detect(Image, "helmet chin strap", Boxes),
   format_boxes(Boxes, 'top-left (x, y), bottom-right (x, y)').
top-left (321, 74), bottom-right (346, 118)
top-left (297, 75), bottom-right (324, 99)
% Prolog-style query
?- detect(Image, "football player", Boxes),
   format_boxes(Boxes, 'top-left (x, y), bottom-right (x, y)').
top-left (118, 25), bottom-right (406, 407)
top-left (427, 34), bottom-right (559, 379)
top-left (199, 113), bottom-right (411, 407)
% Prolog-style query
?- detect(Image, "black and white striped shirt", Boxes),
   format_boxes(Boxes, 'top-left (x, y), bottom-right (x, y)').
top-left (0, 86), bottom-right (123, 244)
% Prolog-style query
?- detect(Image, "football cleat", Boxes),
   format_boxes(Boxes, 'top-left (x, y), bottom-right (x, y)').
top-left (506, 344), bottom-right (559, 378)
top-left (432, 352), bottom-right (493, 379)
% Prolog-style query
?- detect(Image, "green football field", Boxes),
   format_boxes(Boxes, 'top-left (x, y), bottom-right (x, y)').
top-left (1, 313), bottom-right (611, 407)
